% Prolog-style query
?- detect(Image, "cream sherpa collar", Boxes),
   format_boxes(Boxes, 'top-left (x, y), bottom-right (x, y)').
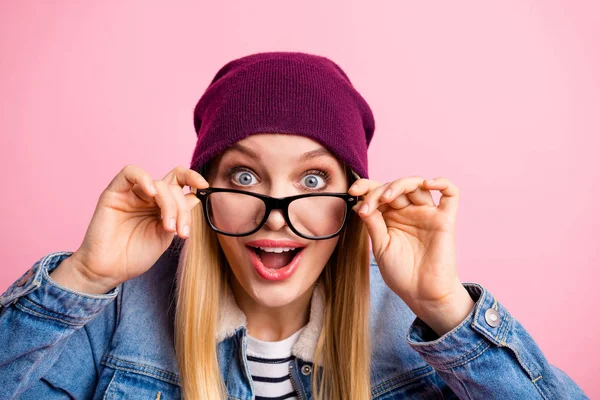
top-left (215, 283), bottom-right (325, 363)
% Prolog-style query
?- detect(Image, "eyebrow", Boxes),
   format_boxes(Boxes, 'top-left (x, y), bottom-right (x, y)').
top-left (299, 148), bottom-right (334, 162)
top-left (229, 143), bottom-right (261, 161)
top-left (228, 143), bottom-right (334, 162)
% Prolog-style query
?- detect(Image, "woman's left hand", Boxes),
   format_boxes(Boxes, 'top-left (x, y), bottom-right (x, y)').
top-left (349, 176), bottom-right (475, 336)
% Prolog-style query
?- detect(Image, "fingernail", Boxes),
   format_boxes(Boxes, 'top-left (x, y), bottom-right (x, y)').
top-left (149, 184), bottom-right (157, 195)
top-left (384, 189), bottom-right (392, 198)
top-left (182, 225), bottom-right (189, 237)
top-left (359, 204), bottom-right (369, 215)
top-left (427, 179), bottom-right (436, 184)
top-left (169, 218), bottom-right (176, 231)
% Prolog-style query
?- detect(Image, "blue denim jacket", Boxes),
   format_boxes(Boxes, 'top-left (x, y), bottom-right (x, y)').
top-left (0, 245), bottom-right (589, 399)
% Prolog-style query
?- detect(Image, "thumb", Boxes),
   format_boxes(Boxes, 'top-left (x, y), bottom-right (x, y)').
top-left (354, 202), bottom-right (389, 257)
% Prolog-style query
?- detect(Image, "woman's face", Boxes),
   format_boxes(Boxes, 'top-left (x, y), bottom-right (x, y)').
top-left (207, 133), bottom-right (348, 309)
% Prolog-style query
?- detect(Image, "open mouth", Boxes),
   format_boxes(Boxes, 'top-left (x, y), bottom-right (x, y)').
top-left (247, 246), bottom-right (303, 269)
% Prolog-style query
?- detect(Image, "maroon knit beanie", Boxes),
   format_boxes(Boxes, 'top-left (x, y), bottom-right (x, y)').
top-left (190, 51), bottom-right (375, 179)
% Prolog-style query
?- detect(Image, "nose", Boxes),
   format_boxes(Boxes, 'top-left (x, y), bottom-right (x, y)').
top-left (263, 208), bottom-right (288, 232)
top-left (261, 185), bottom-right (292, 233)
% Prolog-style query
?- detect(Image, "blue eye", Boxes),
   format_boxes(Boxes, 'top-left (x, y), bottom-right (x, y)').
top-left (232, 170), bottom-right (257, 186)
top-left (302, 174), bottom-right (325, 189)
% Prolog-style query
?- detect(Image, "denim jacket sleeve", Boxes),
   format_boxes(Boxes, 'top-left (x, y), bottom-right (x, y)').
top-left (406, 282), bottom-right (589, 399)
top-left (0, 251), bottom-right (120, 399)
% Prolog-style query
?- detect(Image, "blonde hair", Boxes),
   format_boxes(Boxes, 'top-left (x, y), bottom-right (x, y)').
top-left (174, 172), bottom-right (372, 399)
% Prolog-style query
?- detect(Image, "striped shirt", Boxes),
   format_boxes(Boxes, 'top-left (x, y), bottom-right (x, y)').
top-left (246, 327), bottom-right (305, 400)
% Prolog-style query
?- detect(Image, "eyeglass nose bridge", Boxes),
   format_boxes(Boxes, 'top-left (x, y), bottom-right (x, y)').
top-left (271, 197), bottom-right (291, 210)
top-left (262, 197), bottom-right (292, 221)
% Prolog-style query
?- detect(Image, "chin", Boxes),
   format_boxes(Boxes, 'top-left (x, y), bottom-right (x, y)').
top-left (248, 282), bottom-right (307, 309)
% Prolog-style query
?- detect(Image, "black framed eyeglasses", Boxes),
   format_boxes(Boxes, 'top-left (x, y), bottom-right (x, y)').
top-left (196, 187), bottom-right (360, 240)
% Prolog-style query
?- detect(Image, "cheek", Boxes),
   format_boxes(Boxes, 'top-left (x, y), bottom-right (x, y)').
top-left (217, 237), bottom-right (246, 270)
top-left (307, 238), bottom-right (339, 265)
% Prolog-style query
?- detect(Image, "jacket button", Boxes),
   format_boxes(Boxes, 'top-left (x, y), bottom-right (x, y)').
top-left (484, 308), bottom-right (500, 327)
top-left (16, 269), bottom-right (34, 287)
top-left (301, 365), bottom-right (312, 375)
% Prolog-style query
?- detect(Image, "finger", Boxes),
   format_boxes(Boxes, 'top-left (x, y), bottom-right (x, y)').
top-left (168, 185), bottom-right (199, 239)
top-left (347, 178), bottom-right (382, 196)
top-left (424, 177), bottom-right (459, 215)
top-left (406, 187), bottom-right (434, 206)
top-left (355, 177), bottom-right (426, 216)
top-left (131, 183), bottom-right (156, 204)
top-left (357, 182), bottom-right (393, 216)
top-left (385, 193), bottom-right (411, 209)
top-left (352, 201), bottom-right (390, 257)
top-left (153, 180), bottom-right (178, 233)
top-left (183, 192), bottom-right (202, 210)
top-left (162, 166), bottom-right (209, 191)
top-left (348, 178), bottom-right (388, 217)
top-left (108, 165), bottom-right (158, 197)
top-left (384, 178), bottom-right (435, 208)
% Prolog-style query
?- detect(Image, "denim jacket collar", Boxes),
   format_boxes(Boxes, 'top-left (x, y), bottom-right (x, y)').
top-left (216, 282), bottom-right (325, 364)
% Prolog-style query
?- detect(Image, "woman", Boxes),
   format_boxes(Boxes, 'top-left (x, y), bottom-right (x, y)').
top-left (0, 52), bottom-right (588, 399)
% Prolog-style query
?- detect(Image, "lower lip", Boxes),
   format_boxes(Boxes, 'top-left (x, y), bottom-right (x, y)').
top-left (247, 246), bottom-right (304, 282)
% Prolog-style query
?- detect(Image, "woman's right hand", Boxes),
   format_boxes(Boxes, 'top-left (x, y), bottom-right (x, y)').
top-left (52, 165), bottom-right (208, 294)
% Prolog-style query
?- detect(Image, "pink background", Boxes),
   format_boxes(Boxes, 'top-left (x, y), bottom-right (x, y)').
top-left (1, 1), bottom-right (598, 396)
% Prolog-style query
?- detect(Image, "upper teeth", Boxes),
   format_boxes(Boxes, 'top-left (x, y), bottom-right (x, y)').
top-left (254, 247), bottom-right (297, 253)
